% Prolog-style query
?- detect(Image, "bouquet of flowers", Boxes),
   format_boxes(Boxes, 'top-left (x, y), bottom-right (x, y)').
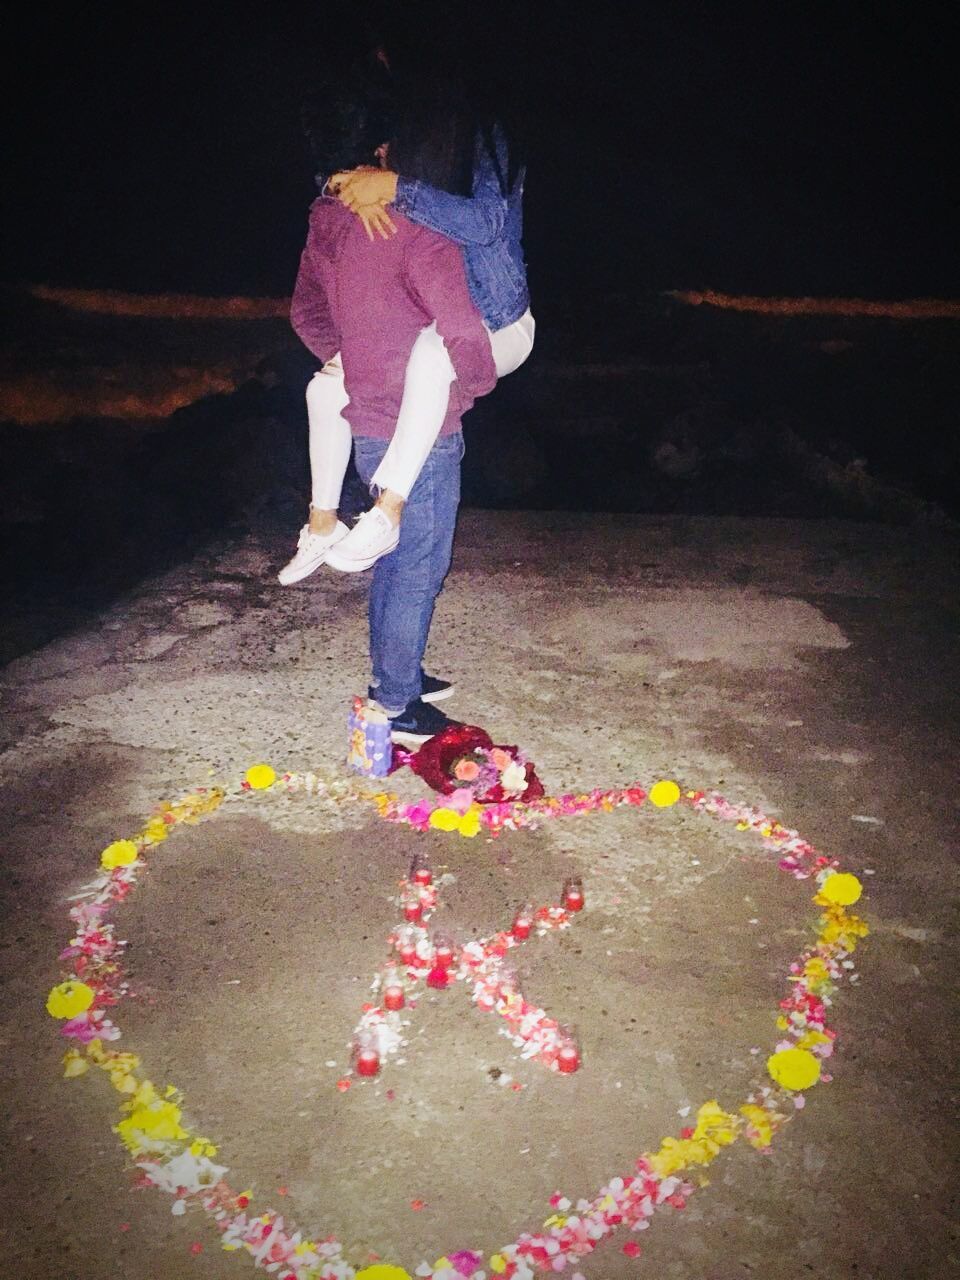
top-left (406, 724), bottom-right (543, 805)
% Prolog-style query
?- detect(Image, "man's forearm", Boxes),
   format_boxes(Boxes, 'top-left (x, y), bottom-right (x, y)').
top-left (290, 267), bottom-right (338, 363)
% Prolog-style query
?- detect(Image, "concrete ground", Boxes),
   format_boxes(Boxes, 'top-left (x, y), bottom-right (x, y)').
top-left (1, 510), bottom-right (957, 1280)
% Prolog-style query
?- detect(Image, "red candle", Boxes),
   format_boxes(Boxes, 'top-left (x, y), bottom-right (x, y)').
top-left (432, 930), bottom-right (456, 969)
top-left (511, 907), bottom-right (533, 940)
top-left (557, 1043), bottom-right (580, 1073)
top-left (399, 941), bottom-right (418, 966)
top-left (383, 984), bottom-right (405, 1011)
top-left (356, 1047), bottom-right (380, 1076)
top-left (410, 854), bottom-right (433, 886)
top-left (403, 899), bottom-right (423, 922)
top-left (562, 878), bottom-right (585, 912)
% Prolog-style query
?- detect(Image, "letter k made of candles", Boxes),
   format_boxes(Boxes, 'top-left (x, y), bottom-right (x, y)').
top-left (347, 873), bottom-right (587, 1080)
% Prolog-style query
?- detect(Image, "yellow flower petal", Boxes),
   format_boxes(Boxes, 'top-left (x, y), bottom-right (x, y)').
top-left (62, 1049), bottom-right (90, 1078)
top-left (740, 1102), bottom-right (775, 1149)
top-left (355, 1268), bottom-right (413, 1280)
top-left (46, 980), bottom-right (95, 1019)
top-left (691, 1099), bottom-right (740, 1153)
top-left (245, 764), bottom-right (276, 790)
top-left (768, 1046), bottom-right (821, 1091)
top-left (817, 871), bottom-right (862, 906)
top-left (646, 1099), bottom-right (740, 1176)
top-left (796, 1029), bottom-right (831, 1050)
top-left (817, 906), bottom-right (869, 950)
top-left (428, 807), bottom-right (460, 832)
top-left (802, 956), bottom-right (832, 991)
top-left (457, 809), bottom-right (482, 838)
top-left (490, 1256), bottom-right (508, 1275)
top-left (115, 1098), bottom-right (188, 1153)
top-left (649, 779), bottom-right (681, 808)
top-left (100, 839), bottom-right (139, 870)
top-left (141, 816), bottom-right (169, 844)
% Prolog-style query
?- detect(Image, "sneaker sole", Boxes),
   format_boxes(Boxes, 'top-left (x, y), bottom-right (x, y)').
top-left (325, 538), bottom-right (400, 573)
top-left (277, 554), bottom-right (328, 586)
top-left (420, 684), bottom-right (455, 704)
top-left (390, 728), bottom-right (436, 747)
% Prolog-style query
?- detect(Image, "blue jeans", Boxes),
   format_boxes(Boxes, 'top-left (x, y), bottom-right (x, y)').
top-left (352, 432), bottom-right (464, 714)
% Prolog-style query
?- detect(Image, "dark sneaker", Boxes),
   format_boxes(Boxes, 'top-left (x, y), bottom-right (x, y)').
top-left (369, 672), bottom-right (455, 705)
top-left (388, 698), bottom-right (462, 747)
top-left (420, 672), bottom-right (455, 704)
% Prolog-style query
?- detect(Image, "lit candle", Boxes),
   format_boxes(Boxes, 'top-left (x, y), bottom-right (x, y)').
top-left (403, 898), bottom-right (423, 923)
top-left (557, 1043), bottom-right (580, 1073)
top-left (356, 1047), bottom-right (380, 1076)
top-left (382, 964), bottom-right (405, 1011)
top-left (511, 904), bottom-right (533, 940)
top-left (557, 1027), bottom-right (580, 1073)
top-left (354, 1030), bottom-right (381, 1076)
top-left (562, 877), bottom-right (585, 912)
top-left (410, 853), bottom-right (433, 886)
top-left (433, 931), bottom-right (455, 969)
top-left (383, 984), bottom-right (405, 1011)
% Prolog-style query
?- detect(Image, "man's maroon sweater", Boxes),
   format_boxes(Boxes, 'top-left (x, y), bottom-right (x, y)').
top-left (290, 197), bottom-right (497, 439)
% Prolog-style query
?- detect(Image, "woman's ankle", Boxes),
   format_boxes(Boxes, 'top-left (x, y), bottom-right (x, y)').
top-left (375, 490), bottom-right (405, 527)
top-left (309, 508), bottom-right (339, 536)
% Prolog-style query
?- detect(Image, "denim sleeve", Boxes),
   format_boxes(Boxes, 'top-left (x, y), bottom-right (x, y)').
top-left (393, 134), bottom-right (511, 248)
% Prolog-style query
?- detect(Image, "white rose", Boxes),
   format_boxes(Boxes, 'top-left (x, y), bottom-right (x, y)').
top-left (500, 760), bottom-right (527, 795)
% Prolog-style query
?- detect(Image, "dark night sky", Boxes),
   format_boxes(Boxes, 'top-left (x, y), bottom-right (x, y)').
top-left (4, 1), bottom-right (957, 301)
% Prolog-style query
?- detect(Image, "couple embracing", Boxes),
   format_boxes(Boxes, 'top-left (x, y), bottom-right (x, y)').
top-left (281, 54), bottom-right (533, 748)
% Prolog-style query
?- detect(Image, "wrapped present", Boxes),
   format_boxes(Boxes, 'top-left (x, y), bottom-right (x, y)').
top-left (347, 697), bottom-right (393, 777)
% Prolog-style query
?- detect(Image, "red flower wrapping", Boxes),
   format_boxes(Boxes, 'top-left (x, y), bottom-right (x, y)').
top-left (408, 724), bottom-right (544, 804)
top-left (474, 761), bottom-right (544, 805)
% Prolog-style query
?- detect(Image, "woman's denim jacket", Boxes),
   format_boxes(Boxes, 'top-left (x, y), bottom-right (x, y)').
top-left (392, 126), bottom-right (529, 331)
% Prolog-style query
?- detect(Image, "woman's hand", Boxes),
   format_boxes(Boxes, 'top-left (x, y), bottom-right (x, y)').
top-left (352, 202), bottom-right (399, 241)
top-left (329, 167), bottom-right (399, 241)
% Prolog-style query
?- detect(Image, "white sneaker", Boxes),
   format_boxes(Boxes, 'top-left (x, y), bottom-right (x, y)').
top-left (277, 521), bottom-right (349, 585)
top-left (324, 506), bottom-right (400, 573)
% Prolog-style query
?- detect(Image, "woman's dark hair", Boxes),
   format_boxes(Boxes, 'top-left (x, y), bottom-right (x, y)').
top-left (301, 64), bottom-right (395, 176)
top-left (366, 6), bottom-right (528, 197)
top-left (387, 84), bottom-right (476, 197)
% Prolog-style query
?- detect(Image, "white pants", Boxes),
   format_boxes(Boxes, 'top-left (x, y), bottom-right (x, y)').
top-left (308, 308), bottom-right (535, 508)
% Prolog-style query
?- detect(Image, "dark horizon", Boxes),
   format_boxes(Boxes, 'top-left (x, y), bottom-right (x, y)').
top-left (4, 2), bottom-right (958, 302)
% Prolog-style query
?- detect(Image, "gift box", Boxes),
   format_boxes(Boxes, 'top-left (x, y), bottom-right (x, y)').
top-left (347, 696), bottom-right (393, 777)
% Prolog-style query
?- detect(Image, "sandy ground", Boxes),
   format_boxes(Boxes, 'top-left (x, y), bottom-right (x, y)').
top-left (1, 510), bottom-right (957, 1280)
